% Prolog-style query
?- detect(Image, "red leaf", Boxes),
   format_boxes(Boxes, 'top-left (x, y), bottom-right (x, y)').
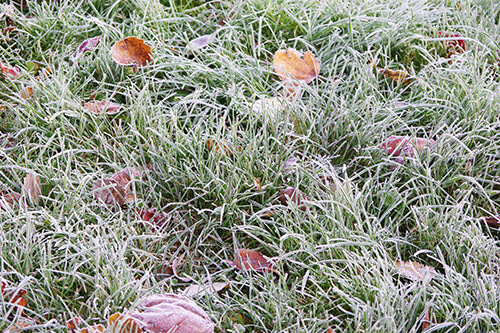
top-left (83, 100), bottom-right (122, 115)
top-left (278, 187), bottom-right (309, 211)
top-left (70, 36), bottom-right (101, 65)
top-left (0, 62), bottom-right (20, 79)
top-left (378, 136), bottom-right (435, 158)
top-left (139, 208), bottom-right (171, 230)
top-left (234, 249), bottom-right (277, 273)
top-left (437, 31), bottom-right (466, 57)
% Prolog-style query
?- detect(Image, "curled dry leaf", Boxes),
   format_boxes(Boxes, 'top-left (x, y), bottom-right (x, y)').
top-left (278, 186), bottom-right (308, 211)
top-left (22, 172), bottom-right (41, 205)
top-left (273, 48), bottom-right (320, 84)
top-left (1, 62), bottom-right (20, 79)
top-left (375, 66), bottom-right (412, 85)
top-left (188, 32), bottom-right (217, 50)
top-left (183, 282), bottom-right (229, 298)
top-left (70, 36), bottom-right (101, 64)
top-left (84, 100), bottom-right (122, 115)
top-left (437, 31), bottom-right (466, 57)
top-left (395, 260), bottom-right (436, 283)
top-left (111, 294), bottom-right (215, 333)
top-left (93, 167), bottom-right (144, 207)
top-left (111, 37), bottom-right (153, 73)
top-left (233, 249), bottom-right (277, 273)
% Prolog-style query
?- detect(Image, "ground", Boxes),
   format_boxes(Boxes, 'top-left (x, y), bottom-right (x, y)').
top-left (1, 0), bottom-right (500, 332)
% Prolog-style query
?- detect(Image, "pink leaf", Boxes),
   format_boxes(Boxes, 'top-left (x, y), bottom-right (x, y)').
top-left (70, 36), bottom-right (102, 64)
top-left (0, 62), bottom-right (20, 80)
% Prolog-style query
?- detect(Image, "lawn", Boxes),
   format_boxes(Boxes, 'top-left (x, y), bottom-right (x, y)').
top-left (1, 0), bottom-right (500, 332)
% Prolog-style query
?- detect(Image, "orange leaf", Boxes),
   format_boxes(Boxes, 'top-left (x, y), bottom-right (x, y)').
top-left (111, 37), bottom-right (153, 73)
top-left (273, 48), bottom-right (320, 84)
top-left (20, 86), bottom-right (33, 99)
top-left (375, 66), bottom-right (412, 85)
top-left (206, 139), bottom-right (241, 157)
top-left (84, 100), bottom-right (122, 115)
top-left (81, 324), bottom-right (105, 333)
top-left (235, 249), bottom-right (277, 273)
top-left (109, 312), bottom-right (142, 333)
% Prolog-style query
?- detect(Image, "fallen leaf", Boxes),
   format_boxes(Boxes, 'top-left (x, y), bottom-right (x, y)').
top-left (1, 62), bottom-right (20, 79)
top-left (0, 134), bottom-right (16, 148)
top-left (283, 157), bottom-right (299, 173)
top-left (67, 317), bottom-right (80, 331)
top-left (375, 66), bottom-right (413, 85)
top-left (22, 172), bottom-right (41, 205)
top-left (395, 260), bottom-right (436, 283)
top-left (378, 136), bottom-right (435, 158)
top-left (0, 191), bottom-right (22, 210)
top-left (422, 306), bottom-right (431, 331)
top-left (188, 32), bottom-right (217, 50)
top-left (253, 178), bottom-right (262, 191)
top-left (206, 139), bottom-right (241, 157)
top-left (139, 208), bottom-right (171, 230)
top-left (183, 282), bottom-right (229, 298)
top-left (278, 186), bottom-right (308, 211)
top-left (251, 96), bottom-right (285, 119)
top-left (234, 249), bottom-right (277, 273)
top-left (109, 312), bottom-right (142, 333)
top-left (112, 294), bottom-right (215, 333)
top-left (93, 167), bottom-right (144, 207)
top-left (111, 37), bottom-right (153, 73)
top-left (0, 279), bottom-right (28, 315)
top-left (81, 324), bottom-right (105, 333)
top-left (20, 86), bottom-right (33, 99)
top-left (437, 31), bottom-right (466, 57)
top-left (480, 216), bottom-right (500, 228)
top-left (70, 36), bottom-right (101, 65)
top-left (84, 100), bottom-right (122, 115)
top-left (273, 48), bottom-right (320, 84)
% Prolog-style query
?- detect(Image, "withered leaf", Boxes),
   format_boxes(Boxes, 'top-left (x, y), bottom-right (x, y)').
top-left (206, 139), bottom-right (241, 157)
top-left (0, 62), bottom-right (20, 79)
top-left (273, 48), bottom-right (320, 84)
top-left (112, 294), bottom-right (215, 333)
top-left (375, 66), bottom-right (413, 85)
top-left (84, 100), bottom-right (122, 115)
top-left (0, 134), bottom-right (16, 148)
top-left (378, 136), bottom-right (435, 158)
top-left (111, 37), bottom-right (153, 73)
top-left (93, 167), bottom-right (144, 207)
top-left (81, 324), bottom-right (105, 333)
top-left (183, 282), bottom-right (229, 298)
top-left (480, 216), bottom-right (500, 228)
top-left (252, 96), bottom-right (285, 119)
top-left (70, 36), bottom-right (102, 65)
top-left (234, 249), bottom-right (277, 273)
top-left (22, 172), bottom-right (41, 205)
top-left (20, 86), bottom-right (33, 99)
top-left (109, 312), bottom-right (142, 333)
top-left (437, 31), bottom-right (466, 57)
top-left (278, 186), bottom-right (308, 211)
top-left (0, 191), bottom-right (22, 210)
top-left (0, 279), bottom-right (27, 315)
top-left (395, 260), bottom-right (436, 283)
top-left (139, 208), bottom-right (171, 230)
top-left (188, 32), bottom-right (217, 50)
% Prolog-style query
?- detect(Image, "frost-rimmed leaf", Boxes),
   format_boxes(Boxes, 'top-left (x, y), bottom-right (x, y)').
top-left (183, 282), bottom-right (229, 298)
top-left (70, 36), bottom-right (101, 65)
top-left (111, 36), bottom-right (153, 73)
top-left (83, 100), bottom-right (122, 115)
top-left (395, 260), bottom-right (436, 283)
top-left (188, 32), bottom-right (217, 50)
top-left (273, 48), bottom-right (320, 84)
top-left (22, 172), bottom-right (41, 205)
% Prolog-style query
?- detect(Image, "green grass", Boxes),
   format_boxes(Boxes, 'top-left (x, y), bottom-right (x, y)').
top-left (1, 0), bottom-right (500, 332)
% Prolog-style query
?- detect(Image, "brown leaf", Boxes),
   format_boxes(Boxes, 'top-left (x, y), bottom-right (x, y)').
top-left (480, 216), bottom-right (500, 228)
top-left (111, 37), bottom-right (153, 73)
top-left (139, 208), bottom-right (171, 230)
top-left (395, 260), bottom-right (436, 283)
top-left (0, 280), bottom-right (28, 315)
top-left (1, 62), bottom-right (20, 79)
top-left (92, 179), bottom-right (129, 206)
top-left (70, 36), bottom-right (101, 65)
top-left (0, 191), bottom-right (22, 210)
top-left (0, 134), bottom-right (16, 148)
top-left (84, 100), bottom-right (122, 115)
top-left (67, 317), bottom-right (80, 331)
top-left (234, 249), bottom-right (277, 273)
top-left (183, 282), bottom-right (229, 298)
top-left (114, 294), bottom-right (215, 333)
top-left (378, 136), bottom-right (435, 168)
top-left (109, 312), bottom-right (142, 333)
top-left (188, 32), bottom-right (217, 50)
top-left (206, 139), bottom-right (241, 157)
top-left (253, 178), bottom-right (262, 191)
top-left (375, 66), bottom-right (413, 85)
top-left (22, 172), bottom-right (41, 205)
top-left (278, 186), bottom-right (308, 211)
top-left (81, 324), bottom-right (105, 333)
top-left (20, 86), bottom-right (33, 99)
top-left (273, 48), bottom-right (320, 84)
